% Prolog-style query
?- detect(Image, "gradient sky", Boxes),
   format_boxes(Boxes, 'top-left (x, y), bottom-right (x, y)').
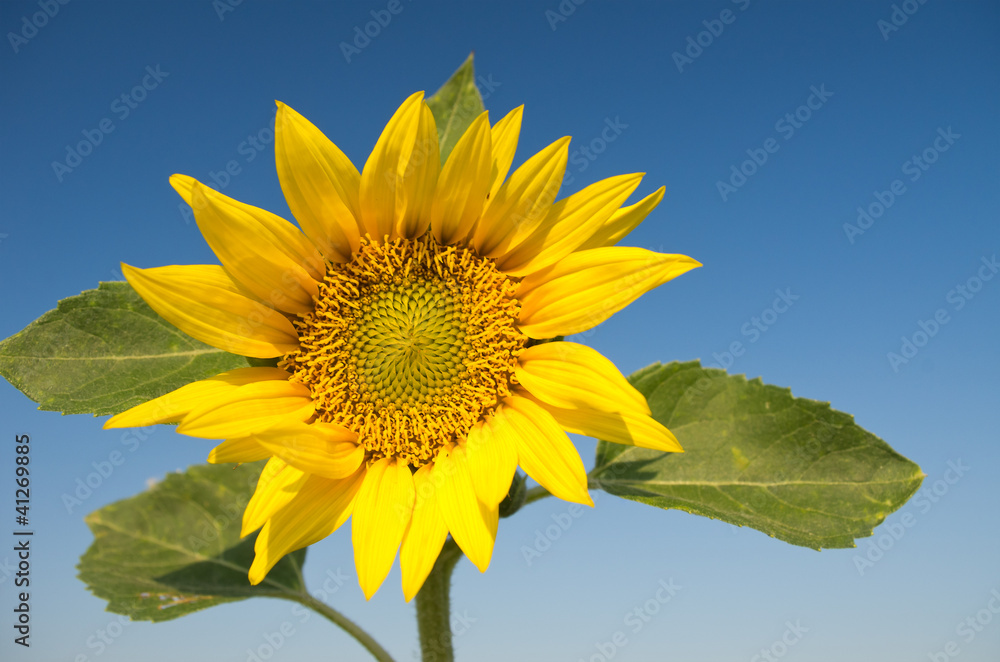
top-left (1, 1), bottom-right (998, 661)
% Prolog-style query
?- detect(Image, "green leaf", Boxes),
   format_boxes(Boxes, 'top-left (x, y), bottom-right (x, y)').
top-left (426, 52), bottom-right (485, 162)
top-left (592, 361), bottom-right (924, 549)
top-left (78, 461), bottom-right (306, 622)
top-left (0, 281), bottom-right (250, 416)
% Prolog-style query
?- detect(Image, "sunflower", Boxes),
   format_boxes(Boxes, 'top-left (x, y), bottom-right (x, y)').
top-left (104, 92), bottom-right (700, 600)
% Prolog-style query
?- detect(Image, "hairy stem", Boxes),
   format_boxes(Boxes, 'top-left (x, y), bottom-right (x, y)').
top-left (416, 539), bottom-right (463, 662)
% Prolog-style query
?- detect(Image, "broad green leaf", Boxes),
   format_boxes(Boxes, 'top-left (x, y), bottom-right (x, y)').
top-left (593, 361), bottom-right (924, 549)
top-left (426, 52), bottom-right (485, 162)
top-left (78, 461), bottom-right (305, 622)
top-left (0, 281), bottom-right (250, 416)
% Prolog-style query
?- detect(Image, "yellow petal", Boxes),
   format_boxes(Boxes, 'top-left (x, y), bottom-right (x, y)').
top-left (496, 395), bottom-right (592, 506)
top-left (488, 106), bottom-right (523, 201)
top-left (541, 401), bottom-right (684, 453)
top-left (170, 175), bottom-right (323, 314)
top-left (431, 112), bottom-right (492, 246)
top-left (464, 418), bottom-right (518, 507)
top-left (176, 380), bottom-right (314, 439)
top-left (400, 463), bottom-right (449, 602)
top-left (578, 186), bottom-right (665, 250)
top-left (122, 263), bottom-right (299, 358)
top-left (274, 101), bottom-right (363, 262)
top-left (514, 341), bottom-right (650, 415)
top-left (496, 173), bottom-right (643, 277)
top-left (352, 458), bottom-right (415, 599)
top-left (359, 92), bottom-right (440, 242)
top-left (472, 136), bottom-right (570, 257)
top-left (207, 436), bottom-right (272, 464)
top-left (398, 101), bottom-right (440, 239)
top-left (252, 422), bottom-right (364, 480)
top-left (242, 457), bottom-right (307, 537)
top-left (249, 467), bottom-right (364, 584)
top-left (433, 444), bottom-right (497, 572)
top-left (516, 248), bottom-right (702, 338)
top-left (104, 367), bottom-right (291, 429)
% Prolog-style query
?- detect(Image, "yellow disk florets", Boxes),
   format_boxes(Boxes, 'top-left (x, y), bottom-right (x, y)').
top-left (281, 234), bottom-right (526, 466)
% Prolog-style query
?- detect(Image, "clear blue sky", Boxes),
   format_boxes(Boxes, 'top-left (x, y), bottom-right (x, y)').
top-left (2, 1), bottom-right (998, 660)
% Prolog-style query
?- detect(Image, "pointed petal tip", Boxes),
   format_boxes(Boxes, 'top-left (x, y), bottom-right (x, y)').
top-left (359, 578), bottom-right (380, 601)
top-left (168, 173), bottom-right (197, 198)
top-left (403, 90), bottom-right (426, 104)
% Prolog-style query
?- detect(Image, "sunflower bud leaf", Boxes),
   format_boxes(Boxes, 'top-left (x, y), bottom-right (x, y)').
top-left (426, 52), bottom-right (486, 163)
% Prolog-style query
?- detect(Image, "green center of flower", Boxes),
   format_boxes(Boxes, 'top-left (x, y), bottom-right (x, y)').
top-left (352, 281), bottom-right (466, 406)
top-left (281, 234), bottom-right (526, 467)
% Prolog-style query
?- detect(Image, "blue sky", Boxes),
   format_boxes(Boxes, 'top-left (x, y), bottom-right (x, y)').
top-left (1, 1), bottom-right (998, 660)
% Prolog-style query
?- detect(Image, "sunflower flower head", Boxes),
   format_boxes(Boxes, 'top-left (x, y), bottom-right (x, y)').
top-left (105, 91), bottom-right (700, 601)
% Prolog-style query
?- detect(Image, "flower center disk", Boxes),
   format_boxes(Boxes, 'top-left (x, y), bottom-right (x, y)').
top-left (282, 235), bottom-right (526, 467)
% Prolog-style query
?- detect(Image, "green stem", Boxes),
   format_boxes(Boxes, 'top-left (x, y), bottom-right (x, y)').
top-left (523, 485), bottom-right (552, 506)
top-left (416, 539), bottom-right (463, 662)
top-left (287, 592), bottom-right (397, 662)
